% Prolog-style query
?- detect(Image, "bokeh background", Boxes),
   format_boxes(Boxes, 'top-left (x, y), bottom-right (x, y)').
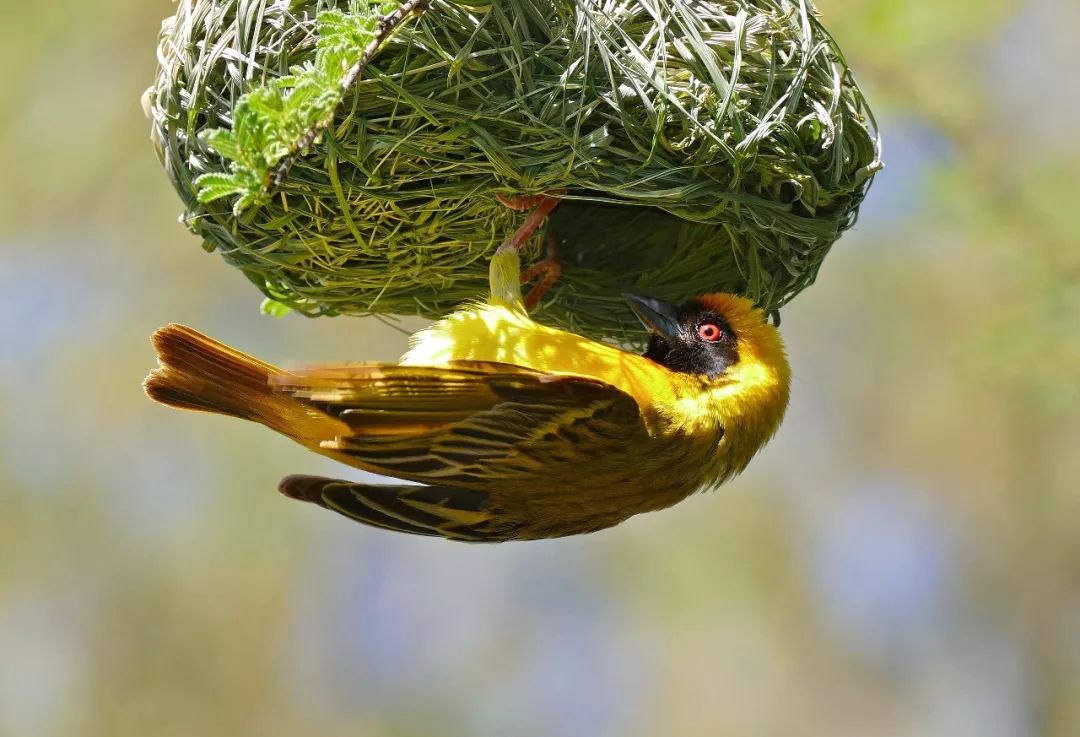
top-left (2, 0), bottom-right (1077, 735)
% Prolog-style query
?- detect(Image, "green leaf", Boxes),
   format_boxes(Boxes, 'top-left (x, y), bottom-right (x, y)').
top-left (260, 298), bottom-right (294, 318)
top-left (194, 1), bottom-right (406, 214)
top-left (194, 172), bottom-right (249, 203)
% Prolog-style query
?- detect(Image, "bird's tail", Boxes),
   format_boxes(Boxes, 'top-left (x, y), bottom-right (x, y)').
top-left (144, 324), bottom-right (309, 439)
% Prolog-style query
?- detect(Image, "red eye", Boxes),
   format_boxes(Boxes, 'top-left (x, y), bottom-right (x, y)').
top-left (697, 323), bottom-right (722, 341)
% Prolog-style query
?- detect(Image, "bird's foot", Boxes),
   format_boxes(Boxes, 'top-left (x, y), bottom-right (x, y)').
top-left (493, 192), bottom-right (563, 257)
top-left (521, 230), bottom-right (562, 311)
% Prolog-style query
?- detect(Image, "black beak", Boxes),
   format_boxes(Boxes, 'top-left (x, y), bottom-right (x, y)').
top-left (624, 293), bottom-right (683, 341)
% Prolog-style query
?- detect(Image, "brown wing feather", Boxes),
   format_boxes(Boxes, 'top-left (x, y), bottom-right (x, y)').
top-left (272, 362), bottom-right (646, 488)
top-left (279, 475), bottom-right (515, 542)
top-left (147, 326), bottom-right (661, 541)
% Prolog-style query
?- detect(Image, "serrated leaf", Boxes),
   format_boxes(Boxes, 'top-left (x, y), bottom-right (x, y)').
top-left (194, 172), bottom-right (249, 203)
top-left (191, 1), bottom-right (409, 215)
top-left (201, 129), bottom-right (243, 161)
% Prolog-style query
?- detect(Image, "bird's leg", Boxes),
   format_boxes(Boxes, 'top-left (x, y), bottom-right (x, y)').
top-left (520, 229), bottom-right (562, 312)
top-left (493, 192), bottom-right (564, 311)
top-left (493, 193), bottom-right (562, 256)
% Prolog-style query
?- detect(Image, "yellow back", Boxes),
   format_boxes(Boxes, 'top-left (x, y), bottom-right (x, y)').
top-left (401, 302), bottom-right (676, 405)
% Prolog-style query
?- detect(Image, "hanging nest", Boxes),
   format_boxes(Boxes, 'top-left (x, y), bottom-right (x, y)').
top-left (147, 0), bottom-right (881, 341)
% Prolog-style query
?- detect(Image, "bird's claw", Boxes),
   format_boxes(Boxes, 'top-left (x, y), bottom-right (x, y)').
top-left (493, 193), bottom-right (562, 258)
top-left (521, 230), bottom-right (562, 311)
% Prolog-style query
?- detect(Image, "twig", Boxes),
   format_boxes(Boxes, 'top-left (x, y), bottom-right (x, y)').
top-left (272, 0), bottom-right (430, 187)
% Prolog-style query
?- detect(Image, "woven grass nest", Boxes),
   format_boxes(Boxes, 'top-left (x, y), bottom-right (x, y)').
top-left (148, 0), bottom-right (881, 341)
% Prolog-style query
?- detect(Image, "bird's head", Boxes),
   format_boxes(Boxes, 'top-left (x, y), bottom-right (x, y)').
top-left (625, 293), bottom-right (787, 381)
top-left (625, 291), bottom-right (791, 463)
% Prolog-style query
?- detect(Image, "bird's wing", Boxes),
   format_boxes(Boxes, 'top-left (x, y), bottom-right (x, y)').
top-left (278, 475), bottom-right (504, 541)
top-left (273, 361), bottom-right (647, 541)
top-left (274, 360), bottom-right (646, 484)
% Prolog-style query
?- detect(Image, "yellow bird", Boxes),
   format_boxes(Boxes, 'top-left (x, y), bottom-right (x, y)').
top-left (144, 245), bottom-right (790, 541)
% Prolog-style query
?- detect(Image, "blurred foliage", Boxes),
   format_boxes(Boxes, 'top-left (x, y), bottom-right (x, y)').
top-left (0, 1), bottom-right (1077, 737)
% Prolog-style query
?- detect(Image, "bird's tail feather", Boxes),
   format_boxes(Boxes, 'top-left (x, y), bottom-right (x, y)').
top-left (144, 324), bottom-right (292, 431)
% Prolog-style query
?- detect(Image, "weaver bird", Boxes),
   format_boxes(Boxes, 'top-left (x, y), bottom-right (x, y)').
top-left (144, 244), bottom-right (790, 541)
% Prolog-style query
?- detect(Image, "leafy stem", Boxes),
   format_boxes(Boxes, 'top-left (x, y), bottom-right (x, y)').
top-left (195, 0), bottom-right (429, 215)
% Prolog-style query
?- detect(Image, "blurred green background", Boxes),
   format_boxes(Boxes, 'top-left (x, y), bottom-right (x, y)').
top-left (1, 1), bottom-right (1077, 735)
